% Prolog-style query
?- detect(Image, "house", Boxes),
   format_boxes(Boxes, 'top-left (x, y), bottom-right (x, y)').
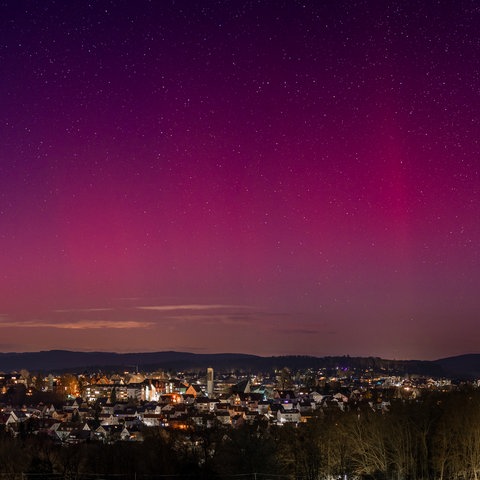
top-left (231, 414), bottom-right (244, 428)
top-left (0, 413), bottom-right (13, 432)
top-left (99, 413), bottom-right (119, 426)
top-left (143, 402), bottom-right (162, 414)
top-left (185, 384), bottom-right (203, 397)
top-left (32, 417), bottom-right (59, 436)
top-left (277, 407), bottom-right (301, 424)
top-left (195, 396), bottom-right (214, 412)
top-left (190, 413), bottom-right (206, 427)
top-left (309, 391), bottom-right (324, 404)
top-left (126, 425), bottom-right (143, 441)
top-left (99, 424), bottom-right (124, 443)
top-left (169, 415), bottom-right (190, 430)
top-left (120, 426), bottom-right (132, 441)
top-left (63, 398), bottom-right (81, 412)
top-left (274, 390), bottom-right (297, 406)
top-left (231, 379), bottom-right (251, 394)
top-left (243, 410), bottom-right (260, 424)
top-left (65, 427), bottom-right (92, 444)
top-left (126, 383), bottom-right (144, 402)
top-left (141, 413), bottom-right (163, 427)
top-left (52, 421), bottom-right (81, 443)
top-left (94, 425), bottom-right (108, 442)
top-left (41, 404), bottom-right (57, 417)
top-left (215, 410), bottom-right (231, 426)
top-left (298, 399), bottom-right (316, 414)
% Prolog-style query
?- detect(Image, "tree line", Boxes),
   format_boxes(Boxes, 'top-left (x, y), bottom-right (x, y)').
top-left (2, 390), bottom-right (480, 480)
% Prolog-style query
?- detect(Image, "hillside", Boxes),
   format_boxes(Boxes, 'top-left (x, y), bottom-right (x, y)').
top-left (0, 350), bottom-right (463, 377)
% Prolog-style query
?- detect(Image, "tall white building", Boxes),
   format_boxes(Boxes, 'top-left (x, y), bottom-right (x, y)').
top-left (206, 367), bottom-right (214, 397)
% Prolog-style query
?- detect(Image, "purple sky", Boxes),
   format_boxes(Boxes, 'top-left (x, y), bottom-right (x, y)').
top-left (1, 1), bottom-right (479, 360)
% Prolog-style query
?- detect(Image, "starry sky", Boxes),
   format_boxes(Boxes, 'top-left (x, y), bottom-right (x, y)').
top-left (1, 1), bottom-right (479, 360)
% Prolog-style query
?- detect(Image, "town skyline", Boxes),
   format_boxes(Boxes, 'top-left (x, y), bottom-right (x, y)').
top-left (1, 352), bottom-right (476, 480)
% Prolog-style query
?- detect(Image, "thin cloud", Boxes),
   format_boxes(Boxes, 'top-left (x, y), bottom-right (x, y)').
top-left (137, 304), bottom-right (252, 311)
top-left (0, 320), bottom-right (153, 330)
top-left (158, 314), bottom-right (256, 326)
top-left (54, 308), bottom-right (114, 313)
top-left (277, 328), bottom-right (321, 335)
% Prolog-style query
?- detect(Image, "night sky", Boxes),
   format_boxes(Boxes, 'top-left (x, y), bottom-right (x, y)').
top-left (1, 1), bottom-right (479, 360)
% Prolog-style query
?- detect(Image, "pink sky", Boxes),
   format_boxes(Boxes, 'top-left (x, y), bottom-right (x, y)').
top-left (1, 1), bottom-right (479, 360)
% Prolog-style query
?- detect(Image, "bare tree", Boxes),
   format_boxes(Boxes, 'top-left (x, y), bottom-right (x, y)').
top-left (343, 407), bottom-right (389, 479)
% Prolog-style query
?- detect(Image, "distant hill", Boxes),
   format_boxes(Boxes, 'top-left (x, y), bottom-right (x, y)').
top-left (0, 350), bottom-right (471, 377)
top-left (436, 354), bottom-right (480, 379)
top-left (0, 350), bottom-right (259, 373)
